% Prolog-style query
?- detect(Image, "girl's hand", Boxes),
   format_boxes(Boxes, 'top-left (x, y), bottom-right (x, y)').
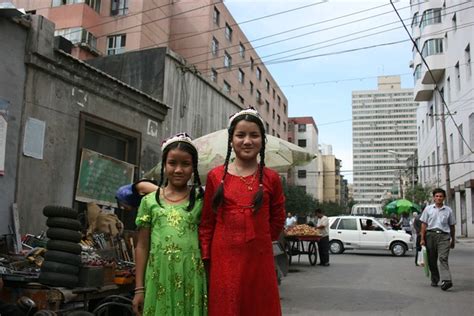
top-left (133, 293), bottom-right (145, 316)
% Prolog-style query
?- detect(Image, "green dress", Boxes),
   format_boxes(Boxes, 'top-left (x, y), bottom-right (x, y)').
top-left (136, 192), bottom-right (207, 316)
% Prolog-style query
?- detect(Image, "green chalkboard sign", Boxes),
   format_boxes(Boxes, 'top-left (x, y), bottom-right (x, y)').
top-left (75, 148), bottom-right (135, 206)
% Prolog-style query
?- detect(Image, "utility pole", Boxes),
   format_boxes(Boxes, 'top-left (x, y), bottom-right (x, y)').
top-left (439, 104), bottom-right (452, 206)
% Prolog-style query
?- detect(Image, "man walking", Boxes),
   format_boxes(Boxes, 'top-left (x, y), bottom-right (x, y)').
top-left (420, 188), bottom-right (456, 291)
top-left (315, 209), bottom-right (330, 266)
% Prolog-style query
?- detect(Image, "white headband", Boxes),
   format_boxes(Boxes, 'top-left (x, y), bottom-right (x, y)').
top-left (161, 132), bottom-right (197, 152)
top-left (228, 107), bottom-right (265, 129)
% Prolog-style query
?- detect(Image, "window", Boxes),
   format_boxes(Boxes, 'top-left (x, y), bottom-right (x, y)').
top-left (265, 79), bottom-right (270, 92)
top-left (256, 90), bottom-right (262, 103)
top-left (223, 81), bottom-right (231, 94)
top-left (238, 68), bottom-right (245, 84)
top-left (298, 124), bottom-right (306, 132)
top-left (283, 122), bottom-right (287, 132)
top-left (107, 34), bottom-right (126, 55)
top-left (414, 64), bottom-right (422, 81)
top-left (283, 104), bottom-right (287, 114)
top-left (459, 124), bottom-right (464, 156)
top-left (224, 51), bottom-right (232, 68)
top-left (256, 67), bottom-right (262, 80)
top-left (211, 37), bottom-right (219, 56)
top-left (455, 62), bottom-right (460, 90)
top-left (420, 8), bottom-right (441, 29)
top-left (265, 122), bottom-right (269, 132)
top-left (411, 12), bottom-right (418, 28)
top-left (239, 42), bottom-right (245, 58)
top-left (469, 113), bottom-right (474, 149)
top-left (238, 95), bottom-right (244, 104)
top-left (250, 57), bottom-right (254, 70)
top-left (272, 88), bottom-right (276, 99)
top-left (225, 23), bottom-right (232, 41)
top-left (213, 7), bottom-right (220, 25)
top-left (449, 133), bottom-right (454, 161)
top-left (210, 68), bottom-right (217, 82)
top-left (337, 218), bottom-right (357, 230)
top-left (86, 0), bottom-right (100, 12)
top-left (298, 139), bottom-right (307, 147)
top-left (265, 100), bottom-right (269, 110)
top-left (298, 170), bottom-right (307, 178)
top-left (330, 218), bottom-right (340, 229)
top-left (272, 129), bottom-right (275, 136)
top-left (266, 101), bottom-right (270, 112)
top-left (55, 27), bottom-right (97, 50)
top-left (277, 114), bottom-right (280, 125)
top-left (466, 44), bottom-right (471, 78)
top-left (272, 109), bottom-right (275, 119)
top-left (111, 0), bottom-right (128, 16)
top-left (446, 77), bottom-right (451, 102)
top-left (422, 38), bottom-right (443, 57)
top-left (429, 105), bottom-right (434, 128)
top-left (277, 95), bottom-right (281, 106)
top-left (249, 81), bottom-right (254, 95)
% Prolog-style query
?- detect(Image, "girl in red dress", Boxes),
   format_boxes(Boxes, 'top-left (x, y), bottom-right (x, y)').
top-left (199, 107), bottom-right (286, 316)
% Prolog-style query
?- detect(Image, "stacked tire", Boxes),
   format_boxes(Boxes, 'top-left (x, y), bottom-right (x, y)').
top-left (39, 206), bottom-right (82, 288)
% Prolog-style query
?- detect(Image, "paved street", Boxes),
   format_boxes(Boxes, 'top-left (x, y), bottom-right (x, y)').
top-left (280, 240), bottom-right (474, 316)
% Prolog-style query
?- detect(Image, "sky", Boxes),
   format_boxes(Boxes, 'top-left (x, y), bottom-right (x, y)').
top-left (225, 0), bottom-right (414, 183)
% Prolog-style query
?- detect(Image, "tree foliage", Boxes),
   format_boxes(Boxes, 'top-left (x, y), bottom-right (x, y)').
top-left (404, 184), bottom-right (432, 205)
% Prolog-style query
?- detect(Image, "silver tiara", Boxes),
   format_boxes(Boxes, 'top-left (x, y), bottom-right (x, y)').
top-left (161, 132), bottom-right (197, 152)
top-left (228, 107), bottom-right (265, 129)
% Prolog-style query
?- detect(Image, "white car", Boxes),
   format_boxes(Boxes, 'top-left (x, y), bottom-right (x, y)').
top-left (328, 216), bottom-right (413, 257)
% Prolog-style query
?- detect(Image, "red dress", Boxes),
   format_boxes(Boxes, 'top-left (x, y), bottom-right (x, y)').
top-left (199, 165), bottom-right (286, 316)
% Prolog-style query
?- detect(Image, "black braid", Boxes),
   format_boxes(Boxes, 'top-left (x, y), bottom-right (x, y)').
top-left (155, 154), bottom-right (166, 207)
top-left (211, 130), bottom-right (233, 213)
top-left (186, 155), bottom-right (204, 212)
top-left (252, 128), bottom-right (266, 213)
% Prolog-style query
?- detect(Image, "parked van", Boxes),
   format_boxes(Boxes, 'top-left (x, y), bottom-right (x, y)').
top-left (351, 204), bottom-right (383, 216)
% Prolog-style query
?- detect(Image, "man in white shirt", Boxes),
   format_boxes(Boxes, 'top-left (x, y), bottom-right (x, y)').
top-left (315, 209), bottom-right (330, 266)
top-left (285, 212), bottom-right (297, 229)
top-left (420, 188), bottom-right (456, 291)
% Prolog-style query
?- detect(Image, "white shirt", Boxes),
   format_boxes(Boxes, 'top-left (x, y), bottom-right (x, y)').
top-left (285, 216), bottom-right (297, 228)
top-left (317, 215), bottom-right (329, 237)
top-left (420, 203), bottom-right (456, 233)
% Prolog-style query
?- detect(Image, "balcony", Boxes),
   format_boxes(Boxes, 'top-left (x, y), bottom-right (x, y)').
top-left (414, 80), bottom-right (435, 101)
top-left (421, 54), bottom-right (445, 84)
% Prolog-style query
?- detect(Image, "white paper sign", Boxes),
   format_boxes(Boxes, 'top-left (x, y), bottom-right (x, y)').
top-left (23, 117), bottom-right (46, 159)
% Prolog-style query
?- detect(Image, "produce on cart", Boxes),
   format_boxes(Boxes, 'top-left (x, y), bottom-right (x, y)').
top-left (284, 225), bottom-right (322, 266)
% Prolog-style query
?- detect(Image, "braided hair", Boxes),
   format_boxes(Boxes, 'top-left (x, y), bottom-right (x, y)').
top-left (212, 114), bottom-right (266, 213)
top-left (156, 141), bottom-right (204, 212)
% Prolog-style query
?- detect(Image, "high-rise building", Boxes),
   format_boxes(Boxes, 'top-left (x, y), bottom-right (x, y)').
top-left (321, 155), bottom-right (342, 203)
top-left (410, 0), bottom-right (473, 236)
top-left (352, 76), bottom-right (418, 203)
top-left (12, 0), bottom-right (288, 138)
top-left (287, 117), bottom-right (322, 201)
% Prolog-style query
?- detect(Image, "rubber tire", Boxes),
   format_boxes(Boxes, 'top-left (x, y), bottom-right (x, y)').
top-left (38, 271), bottom-right (78, 288)
top-left (42, 260), bottom-right (80, 275)
top-left (46, 240), bottom-right (82, 255)
top-left (308, 242), bottom-right (318, 266)
top-left (34, 311), bottom-right (57, 316)
top-left (45, 250), bottom-right (82, 266)
top-left (329, 240), bottom-right (344, 254)
top-left (46, 217), bottom-right (82, 231)
top-left (43, 205), bottom-right (78, 219)
top-left (46, 228), bottom-right (81, 243)
top-left (390, 241), bottom-right (407, 257)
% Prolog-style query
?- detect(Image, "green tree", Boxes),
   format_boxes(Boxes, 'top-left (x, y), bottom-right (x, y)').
top-left (404, 184), bottom-right (432, 205)
top-left (283, 184), bottom-right (317, 216)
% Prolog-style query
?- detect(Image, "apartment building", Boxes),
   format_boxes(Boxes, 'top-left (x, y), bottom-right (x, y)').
top-left (352, 76), bottom-right (418, 204)
top-left (410, 0), bottom-right (474, 237)
top-left (321, 155), bottom-right (342, 203)
top-left (12, 0), bottom-right (288, 138)
top-left (287, 117), bottom-right (322, 201)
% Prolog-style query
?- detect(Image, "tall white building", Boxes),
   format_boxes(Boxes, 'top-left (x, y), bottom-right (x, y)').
top-left (352, 76), bottom-right (418, 203)
top-left (288, 117), bottom-right (323, 201)
top-left (410, 0), bottom-right (474, 237)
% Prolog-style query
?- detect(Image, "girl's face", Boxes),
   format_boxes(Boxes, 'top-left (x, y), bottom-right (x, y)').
top-left (232, 120), bottom-right (262, 162)
top-left (165, 148), bottom-right (194, 188)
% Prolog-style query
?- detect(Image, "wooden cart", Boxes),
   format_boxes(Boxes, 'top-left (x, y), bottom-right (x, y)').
top-left (284, 235), bottom-right (321, 266)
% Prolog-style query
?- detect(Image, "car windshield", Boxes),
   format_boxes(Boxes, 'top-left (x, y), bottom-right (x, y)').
top-left (372, 218), bottom-right (385, 228)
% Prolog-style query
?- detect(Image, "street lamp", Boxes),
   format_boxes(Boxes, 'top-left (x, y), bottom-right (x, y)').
top-left (387, 150), bottom-right (403, 199)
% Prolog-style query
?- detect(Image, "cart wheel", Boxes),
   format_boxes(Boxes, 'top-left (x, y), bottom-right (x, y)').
top-left (308, 242), bottom-right (317, 266)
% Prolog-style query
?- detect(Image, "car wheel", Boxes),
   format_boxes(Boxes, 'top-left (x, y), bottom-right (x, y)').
top-left (46, 228), bottom-right (82, 243)
top-left (329, 240), bottom-right (344, 254)
top-left (391, 241), bottom-right (407, 257)
top-left (46, 240), bottom-right (82, 255)
top-left (43, 206), bottom-right (78, 219)
top-left (46, 217), bottom-right (82, 231)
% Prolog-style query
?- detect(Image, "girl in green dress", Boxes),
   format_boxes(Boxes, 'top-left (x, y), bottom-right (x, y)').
top-left (133, 133), bottom-right (207, 316)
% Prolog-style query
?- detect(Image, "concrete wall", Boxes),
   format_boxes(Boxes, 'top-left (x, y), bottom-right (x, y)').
top-left (87, 47), bottom-right (241, 139)
top-left (0, 14), bottom-right (168, 234)
top-left (0, 18), bottom-right (28, 235)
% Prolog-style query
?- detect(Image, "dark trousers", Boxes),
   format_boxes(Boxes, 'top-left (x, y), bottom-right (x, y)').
top-left (426, 231), bottom-right (452, 283)
top-left (415, 233), bottom-right (421, 265)
top-left (317, 236), bottom-right (330, 264)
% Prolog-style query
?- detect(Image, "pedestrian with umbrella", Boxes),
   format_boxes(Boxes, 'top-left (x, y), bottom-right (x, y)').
top-left (199, 107), bottom-right (286, 316)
